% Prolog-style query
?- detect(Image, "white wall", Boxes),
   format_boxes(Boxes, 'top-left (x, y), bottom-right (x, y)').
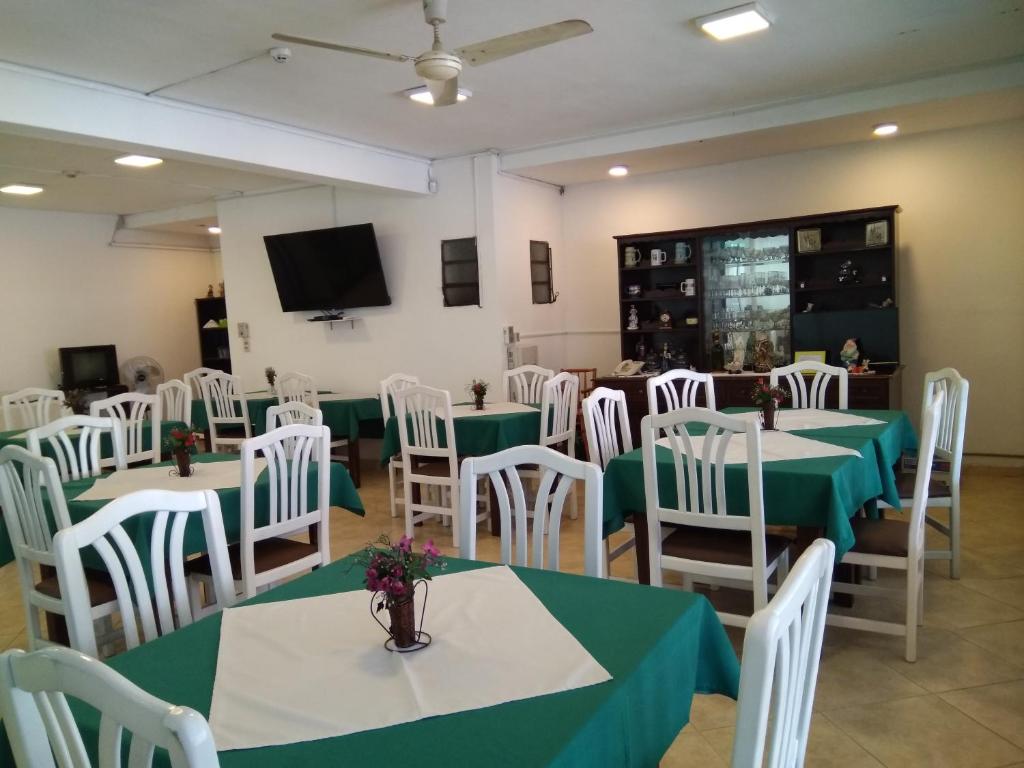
top-left (216, 157), bottom-right (507, 397)
top-left (560, 119), bottom-right (1024, 456)
top-left (0, 206), bottom-right (219, 408)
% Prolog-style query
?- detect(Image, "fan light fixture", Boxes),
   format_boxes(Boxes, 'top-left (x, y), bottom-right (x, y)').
top-left (697, 3), bottom-right (770, 40)
top-left (406, 85), bottom-right (471, 105)
top-left (873, 123), bottom-right (899, 137)
top-left (208, 226), bottom-right (222, 235)
top-left (608, 165), bottom-right (629, 177)
top-left (0, 184), bottom-right (44, 195)
top-left (115, 154), bottom-right (164, 168)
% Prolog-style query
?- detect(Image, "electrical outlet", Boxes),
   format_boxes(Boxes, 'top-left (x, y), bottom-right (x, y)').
top-left (237, 322), bottom-right (250, 338)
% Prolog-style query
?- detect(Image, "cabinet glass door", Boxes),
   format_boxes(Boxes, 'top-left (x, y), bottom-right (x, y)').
top-left (702, 231), bottom-right (790, 370)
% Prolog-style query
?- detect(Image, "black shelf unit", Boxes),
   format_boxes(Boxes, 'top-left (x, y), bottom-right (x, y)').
top-left (195, 297), bottom-right (231, 374)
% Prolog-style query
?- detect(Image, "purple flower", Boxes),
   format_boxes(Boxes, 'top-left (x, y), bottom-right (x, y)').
top-left (391, 581), bottom-right (406, 597)
top-left (423, 539), bottom-right (441, 559)
top-left (397, 535), bottom-right (413, 554)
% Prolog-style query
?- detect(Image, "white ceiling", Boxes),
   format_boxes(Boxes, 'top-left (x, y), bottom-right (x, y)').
top-left (2, 0), bottom-right (1023, 159)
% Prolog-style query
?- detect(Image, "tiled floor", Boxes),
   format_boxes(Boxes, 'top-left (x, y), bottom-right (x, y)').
top-left (1, 458), bottom-right (1022, 767)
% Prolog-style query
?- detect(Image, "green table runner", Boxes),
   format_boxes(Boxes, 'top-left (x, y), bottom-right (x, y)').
top-left (7, 556), bottom-right (738, 767)
top-left (191, 396), bottom-right (383, 440)
top-left (379, 404), bottom-right (542, 464)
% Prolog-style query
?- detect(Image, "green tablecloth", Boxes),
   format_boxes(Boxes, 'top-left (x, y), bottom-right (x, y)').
top-left (7, 556), bottom-right (738, 767)
top-left (380, 404), bottom-right (542, 464)
top-left (603, 419), bottom-right (903, 561)
top-left (191, 396), bottom-right (383, 439)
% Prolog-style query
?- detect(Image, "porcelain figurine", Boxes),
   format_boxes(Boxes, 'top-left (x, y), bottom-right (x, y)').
top-left (627, 305), bottom-right (640, 330)
top-left (840, 338), bottom-right (861, 369)
top-left (753, 334), bottom-right (775, 373)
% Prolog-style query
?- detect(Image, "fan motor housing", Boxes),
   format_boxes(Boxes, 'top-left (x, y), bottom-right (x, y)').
top-left (415, 50), bottom-right (462, 81)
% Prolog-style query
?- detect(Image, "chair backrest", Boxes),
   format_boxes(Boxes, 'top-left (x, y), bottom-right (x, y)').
top-left (200, 372), bottom-right (251, 450)
top-left (731, 538), bottom-right (836, 768)
top-left (0, 646), bottom-right (220, 768)
top-left (90, 392), bottom-right (160, 466)
top-left (582, 387), bottom-right (633, 470)
top-left (2, 388), bottom-right (66, 431)
top-left (53, 489), bottom-right (236, 657)
top-left (561, 367), bottom-right (597, 400)
top-left (0, 447), bottom-right (72, 649)
top-left (907, 390), bottom-right (946, 561)
top-left (183, 367), bottom-right (222, 400)
top-left (239, 424), bottom-right (331, 596)
top-left (394, 385), bottom-right (458, 476)
top-left (25, 415), bottom-right (125, 482)
top-left (276, 371), bottom-right (319, 409)
top-left (157, 380), bottom-right (191, 424)
top-left (503, 365), bottom-right (554, 404)
top-left (641, 407), bottom-right (767, 592)
top-left (266, 401), bottom-right (323, 431)
top-left (646, 369), bottom-right (717, 414)
top-left (540, 371), bottom-right (579, 456)
top-left (770, 361), bottom-right (849, 410)
top-left (459, 445), bottom-right (604, 577)
top-left (379, 373), bottom-right (420, 421)
top-left (922, 368), bottom-right (969, 475)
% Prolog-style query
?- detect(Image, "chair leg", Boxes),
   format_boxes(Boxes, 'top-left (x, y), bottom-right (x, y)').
top-left (681, 574), bottom-right (694, 592)
top-left (776, 550), bottom-right (790, 583)
top-left (905, 563), bottom-right (919, 663)
top-left (569, 480), bottom-right (579, 520)
top-left (950, 493), bottom-right (961, 580)
top-left (388, 461), bottom-right (399, 518)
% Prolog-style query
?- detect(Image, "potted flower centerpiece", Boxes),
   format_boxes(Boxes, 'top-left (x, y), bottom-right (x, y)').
top-left (358, 534), bottom-right (445, 651)
top-left (751, 378), bottom-right (788, 431)
top-left (467, 379), bottom-right (488, 410)
top-left (265, 366), bottom-right (277, 391)
top-left (165, 427), bottom-right (201, 477)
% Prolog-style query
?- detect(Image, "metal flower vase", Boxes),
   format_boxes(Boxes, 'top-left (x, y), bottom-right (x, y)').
top-left (474, 395), bottom-right (485, 411)
top-left (371, 579), bottom-right (431, 653)
top-left (759, 402), bottom-right (778, 431)
top-left (172, 449), bottom-right (194, 478)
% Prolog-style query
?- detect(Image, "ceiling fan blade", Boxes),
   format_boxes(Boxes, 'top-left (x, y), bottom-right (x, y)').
top-left (271, 33), bottom-right (412, 63)
top-left (454, 19), bottom-right (592, 66)
top-left (426, 77), bottom-right (459, 107)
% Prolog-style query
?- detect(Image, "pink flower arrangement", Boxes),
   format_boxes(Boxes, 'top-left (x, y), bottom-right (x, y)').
top-left (751, 378), bottom-right (788, 408)
top-left (357, 533), bottom-right (446, 612)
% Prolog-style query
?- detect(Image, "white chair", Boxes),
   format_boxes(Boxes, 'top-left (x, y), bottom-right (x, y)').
top-left (157, 379), bottom-right (192, 424)
top-left (0, 446), bottom-right (118, 650)
top-left (582, 387), bottom-right (636, 568)
top-left (503, 365), bottom-right (554, 404)
top-left (395, 385), bottom-right (467, 545)
top-left (25, 415), bottom-right (125, 482)
top-left (53, 489), bottom-right (236, 658)
top-left (646, 369), bottom-right (717, 415)
top-left (277, 371), bottom-right (351, 471)
top-left (200, 372), bottom-right (251, 453)
top-left (188, 424), bottom-right (331, 602)
top-left (183, 366), bottom-right (222, 400)
top-left (538, 371), bottom-right (581, 519)
top-left (266, 402), bottom-right (323, 460)
top-left (459, 445), bottom-right (604, 577)
top-left (2, 388), bottom-right (66, 431)
top-left (826, 391), bottom-right (945, 662)
top-left (0, 645), bottom-right (219, 768)
top-left (879, 368), bottom-right (969, 579)
top-left (770, 361), bottom-right (849, 410)
top-left (90, 392), bottom-right (160, 467)
top-left (642, 407), bottom-right (791, 628)
top-left (381, 373), bottom-right (420, 519)
top-left (731, 539), bottom-right (835, 768)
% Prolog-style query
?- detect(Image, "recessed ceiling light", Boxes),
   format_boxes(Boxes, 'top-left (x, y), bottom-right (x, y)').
top-left (114, 154), bottom-right (164, 168)
top-left (873, 123), bottom-right (899, 137)
top-left (697, 3), bottom-right (770, 41)
top-left (405, 85), bottom-right (472, 105)
top-left (0, 184), bottom-right (44, 195)
top-left (608, 165), bottom-right (629, 177)
top-left (208, 226), bottom-right (222, 235)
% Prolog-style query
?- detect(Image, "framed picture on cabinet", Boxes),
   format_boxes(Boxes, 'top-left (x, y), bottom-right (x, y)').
top-left (794, 349), bottom-right (827, 373)
top-left (865, 220), bottom-right (889, 246)
top-left (796, 228), bottom-right (821, 253)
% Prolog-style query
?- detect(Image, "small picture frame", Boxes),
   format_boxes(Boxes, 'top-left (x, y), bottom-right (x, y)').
top-left (794, 350), bottom-right (827, 374)
top-left (865, 220), bottom-right (889, 247)
top-left (796, 228), bottom-right (821, 253)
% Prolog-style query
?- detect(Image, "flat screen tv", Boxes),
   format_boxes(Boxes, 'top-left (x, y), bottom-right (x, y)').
top-left (59, 345), bottom-right (119, 389)
top-left (263, 223), bottom-right (392, 312)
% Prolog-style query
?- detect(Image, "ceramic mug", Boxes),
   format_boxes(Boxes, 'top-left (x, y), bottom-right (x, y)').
top-left (674, 242), bottom-right (692, 264)
top-left (624, 246), bottom-right (640, 266)
top-left (650, 249), bottom-right (668, 265)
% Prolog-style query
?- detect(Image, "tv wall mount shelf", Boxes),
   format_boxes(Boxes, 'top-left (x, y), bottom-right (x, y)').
top-left (308, 311), bottom-right (361, 329)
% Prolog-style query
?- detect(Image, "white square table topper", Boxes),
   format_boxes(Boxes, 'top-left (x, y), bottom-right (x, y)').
top-left (208, 565), bottom-right (612, 750)
top-left (656, 430), bottom-right (862, 464)
top-left (727, 408), bottom-right (885, 431)
top-left (448, 402), bottom-right (539, 418)
top-left (74, 459), bottom-right (266, 501)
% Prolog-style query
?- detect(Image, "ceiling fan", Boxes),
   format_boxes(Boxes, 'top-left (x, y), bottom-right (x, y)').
top-left (272, 0), bottom-right (593, 106)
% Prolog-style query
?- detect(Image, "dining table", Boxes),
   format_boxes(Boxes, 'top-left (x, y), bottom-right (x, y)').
top-left (190, 393), bottom-right (384, 487)
top-left (602, 408), bottom-right (917, 584)
top-left (0, 554), bottom-right (740, 767)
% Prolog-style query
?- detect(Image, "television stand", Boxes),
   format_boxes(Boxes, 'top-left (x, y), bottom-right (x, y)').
top-left (307, 311), bottom-right (361, 330)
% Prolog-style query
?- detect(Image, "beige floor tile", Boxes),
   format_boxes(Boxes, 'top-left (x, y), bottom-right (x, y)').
top-left (957, 620), bottom-right (1024, 668)
top-left (811, 647), bottom-right (927, 711)
top-left (878, 627), bottom-right (1024, 692)
top-left (687, 693), bottom-right (737, 732)
top-left (959, 576), bottom-right (1024, 611)
top-left (4, 630), bottom-right (27, 651)
top-left (941, 680), bottom-right (1024, 750)
top-left (923, 579), bottom-right (1024, 629)
top-left (661, 724), bottom-right (727, 767)
top-left (827, 695), bottom-right (1024, 768)
top-left (701, 714), bottom-right (884, 767)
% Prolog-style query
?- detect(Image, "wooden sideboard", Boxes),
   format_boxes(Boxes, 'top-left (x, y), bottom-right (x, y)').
top-left (594, 370), bottom-right (902, 446)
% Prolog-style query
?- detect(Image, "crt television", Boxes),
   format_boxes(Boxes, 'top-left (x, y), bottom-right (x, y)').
top-left (263, 223), bottom-right (392, 312)
top-left (59, 345), bottom-right (119, 389)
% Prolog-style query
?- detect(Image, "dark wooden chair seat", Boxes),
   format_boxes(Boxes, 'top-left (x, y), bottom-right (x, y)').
top-left (895, 473), bottom-right (951, 501)
top-left (187, 538), bottom-right (318, 581)
top-left (661, 527), bottom-right (791, 567)
top-left (849, 517), bottom-right (910, 557)
top-left (35, 568), bottom-right (116, 606)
